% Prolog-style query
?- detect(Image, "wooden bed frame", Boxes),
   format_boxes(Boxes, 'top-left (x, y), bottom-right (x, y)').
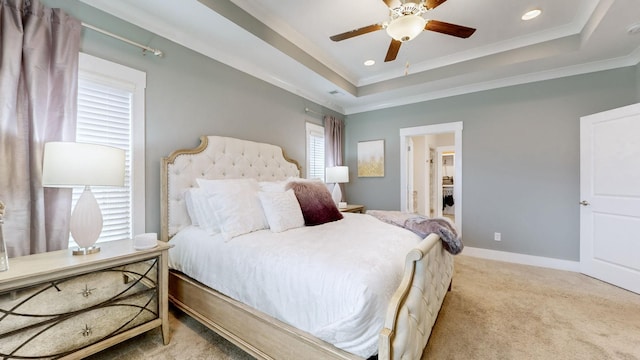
top-left (160, 136), bottom-right (454, 360)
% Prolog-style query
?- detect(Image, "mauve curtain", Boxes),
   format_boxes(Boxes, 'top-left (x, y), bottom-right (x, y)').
top-left (324, 115), bottom-right (345, 200)
top-left (0, 0), bottom-right (81, 256)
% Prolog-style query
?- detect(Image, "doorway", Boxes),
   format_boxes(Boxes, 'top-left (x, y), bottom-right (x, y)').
top-left (400, 122), bottom-right (463, 236)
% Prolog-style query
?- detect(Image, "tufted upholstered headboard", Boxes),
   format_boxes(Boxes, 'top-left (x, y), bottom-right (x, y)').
top-left (160, 136), bottom-right (300, 241)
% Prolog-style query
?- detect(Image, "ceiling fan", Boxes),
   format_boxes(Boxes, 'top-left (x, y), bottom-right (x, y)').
top-left (330, 0), bottom-right (476, 62)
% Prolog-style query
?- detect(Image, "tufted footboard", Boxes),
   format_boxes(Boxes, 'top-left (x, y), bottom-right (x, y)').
top-left (378, 233), bottom-right (454, 360)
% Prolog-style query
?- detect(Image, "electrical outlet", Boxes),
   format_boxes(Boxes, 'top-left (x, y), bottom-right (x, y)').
top-left (494, 232), bottom-right (501, 241)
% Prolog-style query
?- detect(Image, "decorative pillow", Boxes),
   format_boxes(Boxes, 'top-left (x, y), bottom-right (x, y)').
top-left (196, 178), bottom-right (269, 240)
top-left (258, 189), bottom-right (305, 232)
top-left (286, 181), bottom-right (343, 226)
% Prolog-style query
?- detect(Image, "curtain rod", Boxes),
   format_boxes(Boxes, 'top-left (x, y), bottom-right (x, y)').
top-left (81, 22), bottom-right (164, 57)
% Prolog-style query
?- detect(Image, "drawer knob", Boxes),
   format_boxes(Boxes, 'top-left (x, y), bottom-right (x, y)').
top-left (81, 324), bottom-right (92, 337)
top-left (79, 284), bottom-right (96, 297)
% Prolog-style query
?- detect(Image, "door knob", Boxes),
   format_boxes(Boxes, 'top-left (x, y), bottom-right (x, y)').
top-left (579, 200), bottom-right (590, 206)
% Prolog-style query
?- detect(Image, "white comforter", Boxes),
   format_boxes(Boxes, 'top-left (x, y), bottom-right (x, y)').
top-left (168, 213), bottom-right (422, 358)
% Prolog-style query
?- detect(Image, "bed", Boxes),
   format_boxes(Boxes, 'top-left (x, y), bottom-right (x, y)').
top-left (160, 135), bottom-right (454, 360)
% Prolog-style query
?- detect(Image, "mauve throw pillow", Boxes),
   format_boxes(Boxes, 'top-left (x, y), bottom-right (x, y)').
top-left (287, 181), bottom-right (343, 226)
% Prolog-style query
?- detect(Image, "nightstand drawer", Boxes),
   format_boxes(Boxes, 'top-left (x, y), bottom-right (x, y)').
top-left (0, 291), bottom-right (157, 358)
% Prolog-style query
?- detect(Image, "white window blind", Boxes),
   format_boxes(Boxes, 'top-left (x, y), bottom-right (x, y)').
top-left (306, 123), bottom-right (325, 181)
top-left (71, 78), bottom-right (133, 244)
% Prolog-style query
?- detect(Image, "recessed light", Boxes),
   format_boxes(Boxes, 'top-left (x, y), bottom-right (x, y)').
top-left (521, 9), bottom-right (542, 21)
top-left (364, 59), bottom-right (375, 66)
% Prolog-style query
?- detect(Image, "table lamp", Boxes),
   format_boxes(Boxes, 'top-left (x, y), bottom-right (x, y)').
top-left (42, 142), bottom-right (125, 255)
top-left (325, 166), bottom-right (349, 208)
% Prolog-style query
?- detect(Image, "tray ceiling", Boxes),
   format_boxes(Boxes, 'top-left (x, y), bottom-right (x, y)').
top-left (80, 0), bottom-right (640, 114)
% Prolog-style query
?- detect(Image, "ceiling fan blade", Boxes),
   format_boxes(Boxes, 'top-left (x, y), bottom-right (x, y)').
top-left (330, 24), bottom-right (383, 42)
top-left (384, 39), bottom-right (402, 62)
top-left (425, 20), bottom-right (476, 38)
top-left (425, 0), bottom-right (448, 10)
top-left (382, 0), bottom-right (401, 8)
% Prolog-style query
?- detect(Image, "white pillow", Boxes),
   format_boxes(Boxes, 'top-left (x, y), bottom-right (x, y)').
top-left (185, 188), bottom-right (219, 235)
top-left (184, 188), bottom-right (199, 226)
top-left (197, 178), bottom-right (268, 240)
top-left (258, 179), bottom-right (289, 192)
top-left (207, 191), bottom-right (269, 241)
top-left (258, 189), bottom-right (305, 233)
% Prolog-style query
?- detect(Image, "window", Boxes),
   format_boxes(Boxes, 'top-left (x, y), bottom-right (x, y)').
top-left (306, 122), bottom-right (325, 181)
top-left (72, 53), bottom-right (146, 246)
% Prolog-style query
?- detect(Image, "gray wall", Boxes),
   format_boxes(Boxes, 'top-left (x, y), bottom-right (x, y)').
top-left (345, 68), bottom-right (638, 261)
top-left (43, 0), bottom-right (341, 235)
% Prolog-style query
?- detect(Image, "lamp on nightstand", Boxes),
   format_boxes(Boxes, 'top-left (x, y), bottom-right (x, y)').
top-left (326, 166), bottom-right (349, 208)
top-left (42, 142), bottom-right (125, 255)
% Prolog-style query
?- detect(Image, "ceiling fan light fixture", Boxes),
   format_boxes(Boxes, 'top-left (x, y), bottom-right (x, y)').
top-left (386, 15), bottom-right (427, 42)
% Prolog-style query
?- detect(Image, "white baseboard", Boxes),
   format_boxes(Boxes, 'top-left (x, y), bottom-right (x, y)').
top-left (462, 247), bottom-right (580, 272)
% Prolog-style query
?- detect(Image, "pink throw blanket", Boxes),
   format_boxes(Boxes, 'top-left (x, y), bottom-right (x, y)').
top-left (367, 210), bottom-right (463, 255)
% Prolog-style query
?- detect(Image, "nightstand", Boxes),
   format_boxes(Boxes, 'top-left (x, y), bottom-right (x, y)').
top-left (339, 204), bottom-right (365, 213)
top-left (0, 239), bottom-right (172, 359)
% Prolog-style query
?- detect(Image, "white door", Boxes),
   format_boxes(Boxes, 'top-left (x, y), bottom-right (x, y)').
top-left (580, 103), bottom-right (640, 294)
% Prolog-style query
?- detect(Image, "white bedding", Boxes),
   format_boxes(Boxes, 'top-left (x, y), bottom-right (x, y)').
top-left (168, 213), bottom-right (422, 358)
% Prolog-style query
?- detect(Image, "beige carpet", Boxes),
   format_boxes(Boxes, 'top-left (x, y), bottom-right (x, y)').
top-left (423, 256), bottom-right (640, 359)
top-left (87, 255), bottom-right (640, 360)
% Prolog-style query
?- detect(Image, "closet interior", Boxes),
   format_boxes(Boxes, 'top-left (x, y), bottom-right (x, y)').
top-left (441, 152), bottom-right (455, 221)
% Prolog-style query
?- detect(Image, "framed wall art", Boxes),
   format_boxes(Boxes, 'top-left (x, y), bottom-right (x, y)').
top-left (357, 139), bottom-right (384, 177)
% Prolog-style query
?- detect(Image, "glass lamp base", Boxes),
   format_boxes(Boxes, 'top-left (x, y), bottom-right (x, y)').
top-left (331, 184), bottom-right (342, 206)
top-left (72, 245), bottom-right (101, 255)
top-left (70, 186), bottom-right (103, 256)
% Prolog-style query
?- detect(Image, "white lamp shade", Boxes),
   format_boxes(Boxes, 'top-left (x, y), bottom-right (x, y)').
top-left (386, 15), bottom-right (427, 42)
top-left (42, 142), bottom-right (125, 187)
top-left (326, 166), bottom-right (349, 184)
